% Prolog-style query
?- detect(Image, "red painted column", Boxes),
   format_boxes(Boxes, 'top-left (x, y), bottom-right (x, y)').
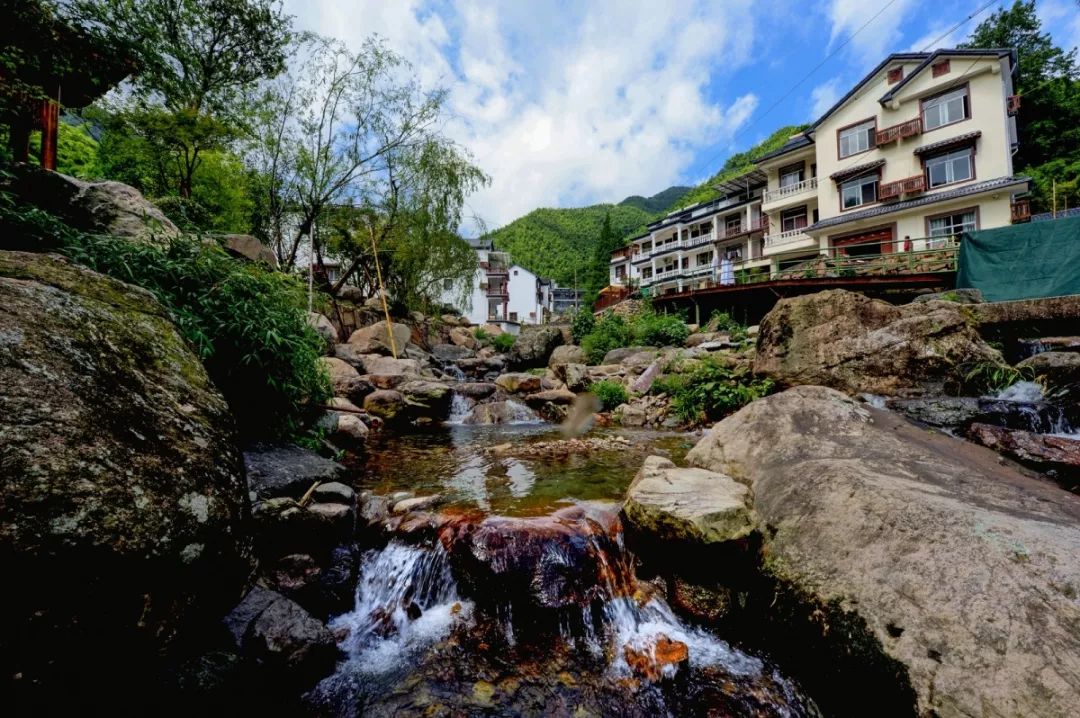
top-left (39, 99), bottom-right (59, 171)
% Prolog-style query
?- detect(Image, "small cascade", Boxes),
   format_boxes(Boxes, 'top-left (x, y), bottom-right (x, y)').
top-left (982, 381), bottom-right (1076, 436)
top-left (994, 380), bottom-right (1045, 403)
top-left (328, 541), bottom-right (470, 674)
top-left (445, 392), bottom-right (473, 425)
top-left (502, 399), bottom-right (543, 425)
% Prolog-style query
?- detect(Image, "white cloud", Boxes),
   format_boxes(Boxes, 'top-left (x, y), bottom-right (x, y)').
top-left (285, 0), bottom-right (762, 230)
top-left (810, 78), bottom-right (843, 120)
top-left (826, 0), bottom-right (919, 66)
top-left (1039, 0), bottom-right (1080, 55)
top-left (907, 22), bottom-right (967, 53)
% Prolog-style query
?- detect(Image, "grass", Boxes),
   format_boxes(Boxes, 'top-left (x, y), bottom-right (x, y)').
top-left (590, 379), bottom-right (629, 411)
top-left (653, 357), bottom-right (773, 426)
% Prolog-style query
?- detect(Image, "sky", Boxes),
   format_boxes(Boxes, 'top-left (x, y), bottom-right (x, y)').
top-left (284, 0), bottom-right (1080, 232)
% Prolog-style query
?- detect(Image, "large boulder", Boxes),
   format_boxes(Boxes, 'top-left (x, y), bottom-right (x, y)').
top-left (7, 167), bottom-right (180, 245)
top-left (220, 234), bottom-right (278, 267)
top-left (430, 343), bottom-right (475, 363)
top-left (754, 289), bottom-right (1005, 396)
top-left (398, 380), bottom-right (453, 420)
top-left (244, 445), bottom-right (345, 501)
top-left (348, 322), bottom-right (411, 353)
top-left (967, 423), bottom-right (1080, 482)
top-left (363, 389), bottom-right (406, 422)
top-left (358, 355), bottom-right (421, 378)
top-left (548, 344), bottom-right (587, 368)
top-left (318, 357), bottom-right (374, 404)
top-left (622, 456), bottom-right (754, 545)
top-left (686, 386), bottom-right (1080, 717)
top-left (306, 312), bottom-right (338, 353)
top-left (507, 325), bottom-right (564, 369)
top-left (0, 251), bottom-right (252, 700)
top-left (449, 326), bottom-right (479, 350)
top-left (495, 372), bottom-right (543, 394)
top-left (1017, 351), bottom-right (1080, 393)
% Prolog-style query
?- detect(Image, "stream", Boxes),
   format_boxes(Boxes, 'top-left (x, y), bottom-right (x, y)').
top-left (306, 420), bottom-right (822, 716)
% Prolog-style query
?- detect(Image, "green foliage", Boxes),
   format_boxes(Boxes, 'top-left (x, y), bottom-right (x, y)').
top-left (580, 312), bottom-right (632, 364)
top-left (1, 191), bottom-right (330, 438)
top-left (492, 333), bottom-right (516, 353)
top-left (570, 306), bottom-right (596, 343)
top-left (962, 362), bottom-right (1036, 395)
top-left (630, 306), bottom-right (690, 347)
top-left (474, 327), bottom-right (490, 342)
top-left (707, 310), bottom-right (748, 341)
top-left (657, 358), bottom-right (774, 426)
top-left (28, 122), bottom-right (101, 179)
top-left (618, 186), bottom-right (692, 213)
top-left (485, 203), bottom-right (653, 285)
top-left (962, 1), bottom-right (1080, 212)
top-left (589, 380), bottom-right (629, 411)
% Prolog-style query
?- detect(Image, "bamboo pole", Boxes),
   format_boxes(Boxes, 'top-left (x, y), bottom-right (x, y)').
top-left (369, 224), bottom-right (398, 359)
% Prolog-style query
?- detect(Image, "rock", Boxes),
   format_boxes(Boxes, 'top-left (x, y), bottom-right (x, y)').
top-left (755, 289), bottom-right (1005, 396)
top-left (560, 363), bottom-right (591, 392)
top-left (886, 396), bottom-right (982, 430)
top-left (220, 234), bottom-right (278, 267)
top-left (363, 390), bottom-right (406, 422)
top-left (507, 325), bottom-right (564, 369)
top-left (306, 501), bottom-right (355, 541)
top-left (696, 340), bottom-right (738, 352)
top-left (359, 355), bottom-right (421, 378)
top-left (348, 322), bottom-right (412, 353)
top-left (320, 356), bottom-right (375, 404)
top-left (622, 350), bottom-right (661, 368)
top-left (457, 356), bottom-right (504, 378)
top-left (449, 326), bottom-right (479, 350)
top-left (268, 553), bottom-right (322, 597)
top-left (523, 389), bottom-right (577, 407)
top-left (322, 411), bottom-right (369, 445)
top-left (967, 424), bottom-right (1080, 481)
top-left (337, 286), bottom-right (365, 303)
top-left (398, 380), bottom-right (452, 419)
top-left (0, 251), bottom-right (252, 694)
top-left (912, 288), bottom-right (984, 304)
top-left (623, 634), bottom-right (689, 682)
top-left (365, 373), bottom-right (406, 390)
top-left (8, 166), bottom-right (179, 244)
top-left (602, 346), bottom-right (655, 365)
top-left (686, 332), bottom-right (725, 348)
top-left (631, 360), bottom-right (663, 394)
top-left (440, 313), bottom-right (462, 326)
top-left (686, 385), bottom-right (1080, 717)
top-left (431, 343), bottom-right (475, 363)
top-left (244, 445), bottom-right (345, 500)
top-left (393, 495), bottom-right (442, 514)
top-left (461, 400), bottom-right (538, 425)
top-left (1017, 351), bottom-right (1080, 392)
top-left (312, 482), bottom-right (356, 505)
top-left (669, 578), bottom-right (732, 624)
top-left (622, 456), bottom-right (755, 544)
top-left (339, 335), bottom-right (393, 357)
top-left (224, 587), bottom-right (336, 687)
top-left (306, 312), bottom-right (338, 352)
top-left (614, 403), bottom-right (646, 427)
top-left (495, 372), bottom-right (543, 394)
top-left (549, 344), bottom-right (587, 368)
top-left (480, 323), bottom-right (504, 337)
top-left (358, 492), bottom-right (392, 528)
top-left (454, 382), bottom-right (497, 400)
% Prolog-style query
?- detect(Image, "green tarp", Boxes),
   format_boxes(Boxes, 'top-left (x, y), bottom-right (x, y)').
top-left (957, 216), bottom-right (1080, 302)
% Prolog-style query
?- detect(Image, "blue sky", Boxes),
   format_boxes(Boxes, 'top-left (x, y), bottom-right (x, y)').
top-left (285, 0), bottom-right (1080, 230)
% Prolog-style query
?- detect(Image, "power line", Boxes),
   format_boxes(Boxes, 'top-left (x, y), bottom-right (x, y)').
top-left (919, 0), bottom-right (999, 52)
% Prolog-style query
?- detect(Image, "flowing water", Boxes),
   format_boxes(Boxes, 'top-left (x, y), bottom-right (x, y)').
top-left (312, 420), bottom-right (820, 715)
top-left (988, 381), bottom-right (1077, 437)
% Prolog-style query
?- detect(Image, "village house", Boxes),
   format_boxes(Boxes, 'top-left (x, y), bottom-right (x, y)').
top-left (446, 238), bottom-right (554, 331)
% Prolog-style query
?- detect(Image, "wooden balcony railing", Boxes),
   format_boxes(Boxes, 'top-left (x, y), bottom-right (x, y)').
top-left (717, 217), bottom-right (768, 240)
top-left (1011, 198), bottom-right (1031, 223)
top-left (879, 174), bottom-right (926, 201)
top-left (1007, 94), bottom-right (1021, 116)
top-left (874, 117), bottom-right (922, 146)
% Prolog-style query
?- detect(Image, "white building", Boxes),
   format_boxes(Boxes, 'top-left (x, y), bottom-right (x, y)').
top-left (446, 238), bottom-right (552, 330)
top-left (610, 47), bottom-right (1030, 295)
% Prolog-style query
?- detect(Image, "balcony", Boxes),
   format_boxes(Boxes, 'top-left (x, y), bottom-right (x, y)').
top-left (879, 174), bottom-right (926, 201)
top-left (763, 227), bottom-right (815, 256)
top-left (717, 217), bottom-right (768, 240)
top-left (1007, 94), bottom-right (1021, 116)
top-left (763, 177), bottom-right (817, 204)
top-left (874, 117), bottom-right (922, 146)
top-left (1011, 198), bottom-right (1031, 223)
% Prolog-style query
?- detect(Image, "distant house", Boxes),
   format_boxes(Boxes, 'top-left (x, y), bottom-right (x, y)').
top-left (550, 286), bottom-right (583, 316)
top-left (444, 239), bottom-right (553, 331)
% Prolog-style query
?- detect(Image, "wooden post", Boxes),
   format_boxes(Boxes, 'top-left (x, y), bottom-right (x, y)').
top-left (39, 99), bottom-right (59, 171)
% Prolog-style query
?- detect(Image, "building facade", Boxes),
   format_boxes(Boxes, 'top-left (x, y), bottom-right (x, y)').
top-left (446, 239), bottom-right (553, 328)
top-left (610, 48), bottom-right (1029, 294)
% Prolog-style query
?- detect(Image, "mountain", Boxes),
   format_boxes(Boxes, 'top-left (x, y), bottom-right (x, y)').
top-left (485, 203), bottom-right (653, 286)
top-left (618, 185), bottom-right (692, 213)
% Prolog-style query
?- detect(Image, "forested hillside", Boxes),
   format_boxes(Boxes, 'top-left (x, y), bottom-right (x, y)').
top-left (618, 185), bottom-right (691, 213)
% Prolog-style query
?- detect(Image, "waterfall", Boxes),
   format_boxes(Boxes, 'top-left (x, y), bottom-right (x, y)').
top-left (990, 381), bottom-right (1076, 436)
top-left (328, 541), bottom-right (470, 675)
top-left (445, 392), bottom-right (473, 425)
top-left (994, 380), bottom-right (1045, 403)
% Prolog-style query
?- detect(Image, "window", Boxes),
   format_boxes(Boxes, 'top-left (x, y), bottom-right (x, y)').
top-left (928, 210), bottom-right (976, 247)
top-left (725, 215), bottom-right (742, 234)
top-left (779, 162), bottom-right (804, 187)
top-left (931, 59), bottom-right (950, 77)
top-left (840, 175), bottom-right (878, 209)
top-left (513, 269), bottom-right (519, 276)
top-left (696, 251), bottom-right (712, 267)
top-left (887, 67), bottom-right (903, 84)
top-left (925, 148), bottom-right (973, 188)
top-left (443, 278), bottom-right (453, 290)
top-left (509, 312), bottom-right (518, 322)
top-left (781, 206), bottom-right (808, 232)
top-left (838, 120), bottom-right (875, 158)
top-left (922, 87), bottom-right (969, 130)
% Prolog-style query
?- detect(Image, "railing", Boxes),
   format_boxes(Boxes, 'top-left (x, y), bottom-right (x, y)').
top-left (1007, 94), bottom-right (1021, 116)
top-left (763, 177), bottom-right (817, 203)
top-left (879, 174), bottom-right (926, 201)
top-left (764, 227), bottom-right (813, 247)
top-left (1011, 199), bottom-right (1031, 223)
top-left (874, 117), bottom-right (922, 146)
top-left (717, 217), bottom-right (768, 239)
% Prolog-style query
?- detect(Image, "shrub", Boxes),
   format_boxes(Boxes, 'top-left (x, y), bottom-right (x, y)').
top-left (580, 312), bottom-right (632, 364)
top-left (707, 310), bottom-right (748, 342)
top-left (570, 306), bottom-right (595, 343)
top-left (590, 379), bottom-right (629, 411)
top-left (630, 306), bottom-right (689, 347)
top-left (2, 192), bottom-right (330, 438)
top-left (492, 333), bottom-right (516, 353)
top-left (473, 327), bottom-right (490, 342)
top-left (662, 358), bottom-right (773, 426)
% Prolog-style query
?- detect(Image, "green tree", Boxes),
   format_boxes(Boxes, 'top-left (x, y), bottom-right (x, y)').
top-left (962, 1), bottom-right (1080, 210)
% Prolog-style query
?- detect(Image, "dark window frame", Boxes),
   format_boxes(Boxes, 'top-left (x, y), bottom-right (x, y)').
top-left (838, 171), bottom-right (881, 212)
top-left (836, 116), bottom-right (878, 160)
top-left (920, 83), bottom-right (971, 134)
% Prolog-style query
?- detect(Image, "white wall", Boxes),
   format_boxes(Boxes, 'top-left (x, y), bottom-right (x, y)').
top-left (506, 265), bottom-right (544, 324)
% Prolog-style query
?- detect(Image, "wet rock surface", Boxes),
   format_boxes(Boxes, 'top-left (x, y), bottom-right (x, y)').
top-left (244, 445), bottom-right (345, 500)
top-left (968, 423), bottom-right (1080, 485)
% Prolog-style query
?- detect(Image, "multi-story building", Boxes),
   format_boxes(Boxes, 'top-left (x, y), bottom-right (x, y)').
top-left (447, 239), bottom-right (553, 329)
top-left (758, 47), bottom-right (1026, 269)
top-left (610, 47), bottom-right (1029, 292)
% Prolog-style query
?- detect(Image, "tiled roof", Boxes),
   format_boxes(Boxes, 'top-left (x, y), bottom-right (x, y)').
top-left (830, 159), bottom-right (886, 181)
top-left (810, 52), bottom-right (929, 128)
top-left (879, 48), bottom-right (1015, 104)
top-left (807, 176), bottom-right (1030, 231)
top-left (756, 133), bottom-right (813, 162)
top-left (912, 131), bottom-right (982, 155)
